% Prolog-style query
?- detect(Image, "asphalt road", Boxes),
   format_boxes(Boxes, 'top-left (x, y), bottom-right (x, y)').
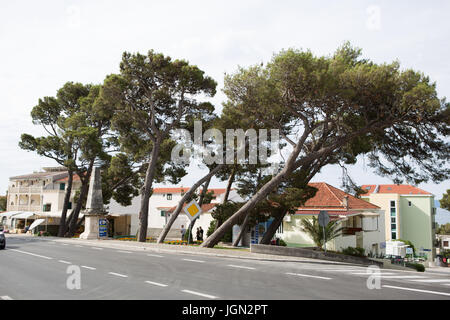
top-left (1, 235), bottom-right (450, 300)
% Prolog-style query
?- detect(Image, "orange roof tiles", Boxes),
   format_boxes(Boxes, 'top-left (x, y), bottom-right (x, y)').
top-left (360, 184), bottom-right (431, 195)
top-left (297, 182), bottom-right (380, 212)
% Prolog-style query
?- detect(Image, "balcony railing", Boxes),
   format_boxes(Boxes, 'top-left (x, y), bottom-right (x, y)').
top-left (8, 186), bottom-right (44, 194)
top-left (8, 205), bottom-right (42, 212)
top-left (342, 227), bottom-right (363, 236)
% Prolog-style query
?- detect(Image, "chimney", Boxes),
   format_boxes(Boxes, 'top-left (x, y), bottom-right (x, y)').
top-left (343, 196), bottom-right (349, 210)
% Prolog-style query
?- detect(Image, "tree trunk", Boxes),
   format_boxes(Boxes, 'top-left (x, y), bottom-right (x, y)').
top-left (157, 164), bottom-right (224, 243)
top-left (57, 170), bottom-right (74, 237)
top-left (186, 176), bottom-right (211, 244)
top-left (232, 209), bottom-right (251, 247)
top-left (138, 140), bottom-right (161, 242)
top-left (213, 168), bottom-right (236, 233)
top-left (259, 210), bottom-right (286, 245)
top-left (202, 140), bottom-right (305, 248)
top-left (66, 162), bottom-right (94, 237)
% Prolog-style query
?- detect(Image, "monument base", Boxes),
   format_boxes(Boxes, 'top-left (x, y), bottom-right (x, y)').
top-left (80, 215), bottom-right (107, 240)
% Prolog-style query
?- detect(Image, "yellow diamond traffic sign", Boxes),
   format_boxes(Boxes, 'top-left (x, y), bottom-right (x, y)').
top-left (183, 200), bottom-right (202, 221)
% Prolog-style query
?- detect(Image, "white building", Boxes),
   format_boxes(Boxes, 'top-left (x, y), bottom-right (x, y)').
top-left (108, 187), bottom-right (244, 239)
top-left (2, 167), bottom-right (82, 233)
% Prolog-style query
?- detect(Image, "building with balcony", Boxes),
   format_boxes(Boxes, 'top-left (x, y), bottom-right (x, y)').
top-left (2, 167), bottom-right (82, 233)
top-left (278, 182), bottom-right (386, 256)
top-left (360, 184), bottom-right (437, 261)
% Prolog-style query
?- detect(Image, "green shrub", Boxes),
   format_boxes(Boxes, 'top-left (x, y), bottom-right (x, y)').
top-left (406, 262), bottom-right (425, 272)
top-left (342, 246), bottom-right (365, 257)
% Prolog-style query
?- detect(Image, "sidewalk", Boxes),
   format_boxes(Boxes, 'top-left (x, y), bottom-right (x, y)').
top-left (7, 234), bottom-right (354, 266)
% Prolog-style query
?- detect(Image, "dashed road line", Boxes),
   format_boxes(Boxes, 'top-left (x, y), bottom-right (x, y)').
top-left (378, 275), bottom-right (426, 279)
top-left (228, 265), bottom-right (256, 270)
top-left (58, 260), bottom-right (72, 265)
top-left (286, 272), bottom-right (332, 280)
top-left (350, 272), bottom-right (397, 276)
top-left (383, 285), bottom-right (450, 297)
top-left (147, 254), bottom-right (164, 258)
top-left (91, 247), bottom-right (103, 250)
top-left (81, 266), bottom-right (97, 270)
top-left (181, 289), bottom-right (218, 299)
top-left (411, 279), bottom-right (450, 283)
top-left (182, 259), bottom-right (205, 263)
top-left (10, 249), bottom-right (53, 260)
top-left (117, 250), bottom-right (133, 254)
top-left (108, 272), bottom-right (128, 278)
top-left (145, 281), bottom-right (169, 287)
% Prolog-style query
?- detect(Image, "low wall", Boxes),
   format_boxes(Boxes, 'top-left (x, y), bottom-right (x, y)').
top-left (251, 244), bottom-right (383, 267)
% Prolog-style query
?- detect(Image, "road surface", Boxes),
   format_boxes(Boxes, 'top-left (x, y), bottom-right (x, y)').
top-left (1, 235), bottom-right (450, 300)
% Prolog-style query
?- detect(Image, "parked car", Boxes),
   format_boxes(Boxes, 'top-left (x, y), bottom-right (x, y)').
top-left (0, 231), bottom-right (5, 250)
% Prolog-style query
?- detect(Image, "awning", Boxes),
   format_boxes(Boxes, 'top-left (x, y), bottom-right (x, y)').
top-left (0, 211), bottom-right (22, 218)
top-left (29, 219), bottom-right (45, 230)
top-left (12, 212), bottom-right (37, 219)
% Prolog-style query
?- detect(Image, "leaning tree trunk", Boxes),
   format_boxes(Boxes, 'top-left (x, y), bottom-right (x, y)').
top-left (157, 164), bottom-right (224, 244)
top-left (259, 210), bottom-right (287, 245)
top-left (138, 140), bottom-right (161, 242)
top-left (213, 168), bottom-right (236, 232)
top-left (232, 209), bottom-right (251, 247)
top-left (186, 176), bottom-right (211, 244)
top-left (57, 170), bottom-right (74, 237)
top-left (202, 139), bottom-right (305, 248)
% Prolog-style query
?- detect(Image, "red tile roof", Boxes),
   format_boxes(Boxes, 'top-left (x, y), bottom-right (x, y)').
top-left (360, 184), bottom-right (431, 195)
top-left (295, 182), bottom-right (379, 214)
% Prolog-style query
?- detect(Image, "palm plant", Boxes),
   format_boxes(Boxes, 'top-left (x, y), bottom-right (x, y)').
top-left (300, 216), bottom-right (343, 250)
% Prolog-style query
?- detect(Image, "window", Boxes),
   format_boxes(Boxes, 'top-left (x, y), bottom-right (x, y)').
top-left (167, 194), bottom-right (172, 200)
top-left (390, 200), bottom-right (397, 240)
top-left (68, 202), bottom-right (72, 210)
top-left (444, 241), bottom-right (449, 247)
top-left (60, 183), bottom-right (66, 191)
top-left (43, 204), bottom-right (51, 212)
top-left (161, 210), bottom-right (166, 217)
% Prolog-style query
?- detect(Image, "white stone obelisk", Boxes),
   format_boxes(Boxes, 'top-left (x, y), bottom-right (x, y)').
top-left (79, 167), bottom-right (107, 240)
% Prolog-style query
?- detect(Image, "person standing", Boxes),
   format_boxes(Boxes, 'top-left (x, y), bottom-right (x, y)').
top-left (180, 225), bottom-right (186, 241)
top-left (199, 227), bottom-right (204, 242)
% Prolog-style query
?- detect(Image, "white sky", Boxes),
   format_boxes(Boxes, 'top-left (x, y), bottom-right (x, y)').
top-left (0, 0), bottom-right (449, 198)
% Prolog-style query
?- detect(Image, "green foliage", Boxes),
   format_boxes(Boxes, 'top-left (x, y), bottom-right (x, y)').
top-left (342, 246), bottom-right (366, 257)
top-left (440, 190), bottom-right (450, 211)
top-left (300, 216), bottom-right (343, 249)
top-left (0, 196), bottom-right (6, 211)
top-left (437, 223), bottom-right (450, 235)
top-left (405, 262), bottom-right (425, 272)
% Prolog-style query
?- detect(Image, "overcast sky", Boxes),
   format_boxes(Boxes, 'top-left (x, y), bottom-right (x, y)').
top-left (0, 0), bottom-right (449, 198)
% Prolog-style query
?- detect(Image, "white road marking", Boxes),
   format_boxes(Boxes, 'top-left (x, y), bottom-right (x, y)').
top-left (75, 245), bottom-right (83, 248)
top-left (378, 275), bottom-right (426, 279)
top-left (117, 250), bottom-right (133, 254)
top-left (91, 247), bottom-right (103, 250)
top-left (350, 272), bottom-right (397, 276)
top-left (411, 279), bottom-right (450, 283)
top-left (147, 254), bottom-right (164, 258)
top-left (181, 290), bottom-right (218, 299)
top-left (286, 272), bottom-right (332, 280)
top-left (145, 281), bottom-right (168, 287)
top-left (1, 296), bottom-right (13, 300)
top-left (58, 260), bottom-right (72, 265)
top-left (10, 249), bottom-right (53, 260)
top-left (317, 269), bottom-right (369, 272)
top-left (108, 272), bottom-right (128, 278)
top-left (61, 244), bottom-right (69, 246)
top-left (383, 285), bottom-right (450, 297)
top-left (182, 259), bottom-right (205, 263)
top-left (228, 265), bottom-right (256, 270)
top-left (81, 266), bottom-right (96, 270)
